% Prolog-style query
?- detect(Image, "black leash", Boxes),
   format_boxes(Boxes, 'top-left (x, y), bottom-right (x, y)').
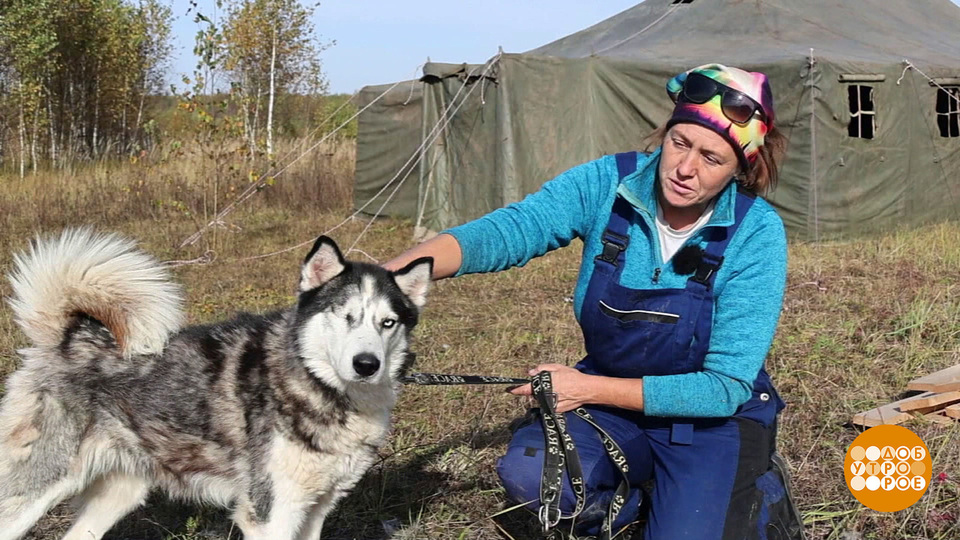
top-left (532, 371), bottom-right (632, 540)
top-left (401, 372), bottom-right (529, 385)
top-left (402, 370), bottom-right (633, 538)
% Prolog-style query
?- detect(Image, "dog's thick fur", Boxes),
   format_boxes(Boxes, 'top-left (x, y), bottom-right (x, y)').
top-left (0, 229), bottom-right (432, 540)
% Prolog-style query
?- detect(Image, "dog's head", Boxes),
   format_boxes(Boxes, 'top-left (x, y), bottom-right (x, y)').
top-left (294, 236), bottom-right (432, 390)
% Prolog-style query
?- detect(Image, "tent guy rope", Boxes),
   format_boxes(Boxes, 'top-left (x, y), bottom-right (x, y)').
top-left (240, 53), bottom-right (501, 264)
top-left (169, 53), bottom-right (502, 267)
top-left (898, 58), bottom-right (960, 109)
top-left (593, 2), bottom-right (684, 55)
top-left (346, 52), bottom-right (503, 257)
top-left (176, 64), bottom-right (427, 252)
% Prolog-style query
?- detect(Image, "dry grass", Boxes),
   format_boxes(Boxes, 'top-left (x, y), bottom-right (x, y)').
top-left (0, 145), bottom-right (958, 539)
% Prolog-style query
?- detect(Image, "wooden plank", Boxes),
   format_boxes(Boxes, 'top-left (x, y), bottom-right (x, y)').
top-left (853, 392), bottom-right (943, 427)
top-left (944, 403), bottom-right (960, 420)
top-left (907, 364), bottom-right (960, 393)
top-left (898, 390), bottom-right (960, 411)
top-left (924, 412), bottom-right (956, 425)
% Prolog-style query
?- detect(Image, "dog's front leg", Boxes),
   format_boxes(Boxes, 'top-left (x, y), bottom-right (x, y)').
top-left (295, 493), bottom-right (336, 540)
top-left (233, 499), bottom-right (308, 540)
top-left (296, 487), bottom-right (354, 540)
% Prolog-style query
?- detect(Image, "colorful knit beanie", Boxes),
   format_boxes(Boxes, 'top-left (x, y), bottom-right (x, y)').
top-left (666, 64), bottom-right (775, 172)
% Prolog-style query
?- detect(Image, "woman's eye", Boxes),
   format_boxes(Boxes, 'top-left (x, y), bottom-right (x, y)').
top-left (381, 319), bottom-right (396, 329)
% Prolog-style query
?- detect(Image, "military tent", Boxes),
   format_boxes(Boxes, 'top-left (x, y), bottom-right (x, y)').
top-left (354, 0), bottom-right (960, 239)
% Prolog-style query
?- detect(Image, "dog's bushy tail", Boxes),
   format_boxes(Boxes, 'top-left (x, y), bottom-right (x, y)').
top-left (7, 228), bottom-right (184, 358)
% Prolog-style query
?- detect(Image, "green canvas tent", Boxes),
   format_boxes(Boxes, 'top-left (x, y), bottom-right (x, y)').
top-left (354, 0), bottom-right (960, 239)
top-left (354, 81), bottom-right (423, 219)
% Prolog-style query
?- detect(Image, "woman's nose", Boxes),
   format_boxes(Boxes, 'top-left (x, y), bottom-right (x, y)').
top-left (676, 152), bottom-right (697, 178)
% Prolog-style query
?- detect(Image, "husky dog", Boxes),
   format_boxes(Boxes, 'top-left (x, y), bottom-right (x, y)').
top-left (0, 229), bottom-right (432, 540)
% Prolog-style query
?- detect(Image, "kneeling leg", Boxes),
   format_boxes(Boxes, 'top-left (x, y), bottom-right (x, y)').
top-left (497, 408), bottom-right (653, 537)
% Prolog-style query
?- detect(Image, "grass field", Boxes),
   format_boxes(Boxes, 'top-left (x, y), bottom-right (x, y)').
top-left (1, 143), bottom-right (958, 539)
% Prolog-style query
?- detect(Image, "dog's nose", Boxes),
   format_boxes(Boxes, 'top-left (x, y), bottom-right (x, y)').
top-left (353, 353), bottom-right (380, 377)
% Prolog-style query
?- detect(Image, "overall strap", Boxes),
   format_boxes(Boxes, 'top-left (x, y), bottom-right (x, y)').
top-left (690, 190), bottom-right (757, 289)
top-left (615, 151), bottom-right (638, 180)
top-left (595, 152), bottom-right (638, 270)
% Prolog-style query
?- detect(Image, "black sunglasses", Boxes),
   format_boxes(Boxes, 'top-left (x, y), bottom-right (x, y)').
top-left (680, 72), bottom-right (766, 126)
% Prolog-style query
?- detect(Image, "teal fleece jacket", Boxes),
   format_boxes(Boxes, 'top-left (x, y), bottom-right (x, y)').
top-left (444, 149), bottom-right (787, 418)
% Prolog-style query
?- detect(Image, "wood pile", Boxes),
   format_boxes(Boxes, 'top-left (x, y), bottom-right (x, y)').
top-left (852, 364), bottom-right (960, 427)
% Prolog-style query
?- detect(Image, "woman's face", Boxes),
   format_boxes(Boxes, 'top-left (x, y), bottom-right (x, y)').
top-left (658, 123), bottom-right (739, 215)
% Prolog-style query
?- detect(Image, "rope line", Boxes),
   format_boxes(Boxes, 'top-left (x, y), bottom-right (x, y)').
top-left (163, 250), bottom-right (217, 268)
top-left (345, 57), bottom-right (494, 226)
top-left (593, 3), bottom-right (683, 55)
top-left (177, 77), bottom-right (408, 250)
top-left (237, 61), bottom-right (424, 239)
top-left (228, 53), bottom-right (501, 263)
top-left (903, 61), bottom-right (960, 211)
top-left (345, 53), bottom-right (501, 256)
top-left (408, 56), bottom-right (503, 237)
top-left (403, 63), bottom-right (426, 105)
top-left (899, 59), bottom-right (960, 108)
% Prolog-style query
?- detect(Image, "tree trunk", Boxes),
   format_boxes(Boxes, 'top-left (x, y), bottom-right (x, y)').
top-left (122, 100), bottom-right (128, 153)
top-left (266, 29), bottom-right (277, 158)
top-left (0, 114), bottom-right (5, 168)
top-left (70, 81), bottom-right (81, 162)
top-left (242, 75), bottom-right (255, 160)
top-left (68, 81), bottom-right (78, 164)
top-left (18, 80), bottom-right (25, 180)
top-left (47, 85), bottom-right (57, 165)
top-left (30, 103), bottom-right (39, 174)
top-left (253, 82), bottom-right (262, 154)
top-left (135, 79), bottom-right (146, 152)
top-left (92, 75), bottom-right (100, 158)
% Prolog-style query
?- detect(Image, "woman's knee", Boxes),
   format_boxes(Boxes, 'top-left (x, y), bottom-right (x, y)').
top-left (496, 422), bottom-right (545, 509)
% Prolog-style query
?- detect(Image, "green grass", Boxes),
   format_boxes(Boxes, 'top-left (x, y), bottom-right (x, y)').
top-left (1, 147), bottom-right (959, 539)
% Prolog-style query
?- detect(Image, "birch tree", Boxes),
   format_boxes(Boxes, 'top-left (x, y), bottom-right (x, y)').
top-left (222, 0), bottom-right (329, 158)
top-left (0, 0), bottom-right (172, 170)
top-left (0, 0), bottom-right (57, 176)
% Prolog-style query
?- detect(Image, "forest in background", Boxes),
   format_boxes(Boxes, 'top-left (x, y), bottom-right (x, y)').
top-left (0, 0), bottom-right (356, 178)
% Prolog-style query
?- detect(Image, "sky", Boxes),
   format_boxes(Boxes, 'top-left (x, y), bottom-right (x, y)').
top-left (169, 0), bottom-right (960, 95)
top-left (169, 0), bottom-right (640, 94)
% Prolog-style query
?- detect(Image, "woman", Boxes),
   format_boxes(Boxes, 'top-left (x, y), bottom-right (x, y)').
top-left (385, 64), bottom-right (802, 539)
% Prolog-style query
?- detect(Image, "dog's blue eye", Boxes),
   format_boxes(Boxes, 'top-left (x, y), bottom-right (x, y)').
top-left (381, 319), bottom-right (396, 329)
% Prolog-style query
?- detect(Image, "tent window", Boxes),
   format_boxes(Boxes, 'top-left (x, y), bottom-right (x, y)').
top-left (672, 0), bottom-right (695, 4)
top-left (847, 84), bottom-right (875, 139)
top-left (936, 87), bottom-right (960, 138)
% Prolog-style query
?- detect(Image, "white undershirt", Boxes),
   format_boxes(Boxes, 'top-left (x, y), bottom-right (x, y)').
top-left (655, 201), bottom-right (715, 263)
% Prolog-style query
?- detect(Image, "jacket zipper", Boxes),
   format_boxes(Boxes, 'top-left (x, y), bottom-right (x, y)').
top-left (652, 267), bottom-right (661, 284)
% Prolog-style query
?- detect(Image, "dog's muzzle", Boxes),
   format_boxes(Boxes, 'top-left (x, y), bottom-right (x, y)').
top-left (352, 353), bottom-right (380, 378)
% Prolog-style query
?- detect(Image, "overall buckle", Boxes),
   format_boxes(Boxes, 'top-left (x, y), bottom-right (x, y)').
top-left (692, 254), bottom-right (724, 286)
top-left (596, 231), bottom-right (629, 266)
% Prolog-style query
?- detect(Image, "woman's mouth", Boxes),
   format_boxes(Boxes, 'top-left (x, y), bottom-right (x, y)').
top-left (670, 178), bottom-right (694, 195)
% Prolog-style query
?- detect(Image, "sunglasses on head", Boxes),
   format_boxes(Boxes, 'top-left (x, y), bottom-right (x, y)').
top-left (680, 72), bottom-right (766, 126)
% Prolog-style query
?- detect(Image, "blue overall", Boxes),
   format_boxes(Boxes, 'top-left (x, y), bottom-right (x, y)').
top-left (497, 153), bottom-right (786, 539)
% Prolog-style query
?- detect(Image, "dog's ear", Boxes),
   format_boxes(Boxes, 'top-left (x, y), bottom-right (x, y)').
top-left (392, 257), bottom-right (432, 308)
top-left (300, 236), bottom-right (346, 292)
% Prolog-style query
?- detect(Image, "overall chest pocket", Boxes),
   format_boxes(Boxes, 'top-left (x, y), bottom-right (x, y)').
top-left (594, 285), bottom-right (685, 330)
top-left (598, 299), bottom-right (680, 326)
top-left (584, 283), bottom-right (706, 378)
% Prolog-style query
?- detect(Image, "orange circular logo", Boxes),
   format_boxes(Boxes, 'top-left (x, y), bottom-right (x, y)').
top-left (844, 425), bottom-right (931, 512)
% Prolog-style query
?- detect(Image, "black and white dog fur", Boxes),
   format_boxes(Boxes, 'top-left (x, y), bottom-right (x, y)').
top-left (0, 229), bottom-right (432, 540)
